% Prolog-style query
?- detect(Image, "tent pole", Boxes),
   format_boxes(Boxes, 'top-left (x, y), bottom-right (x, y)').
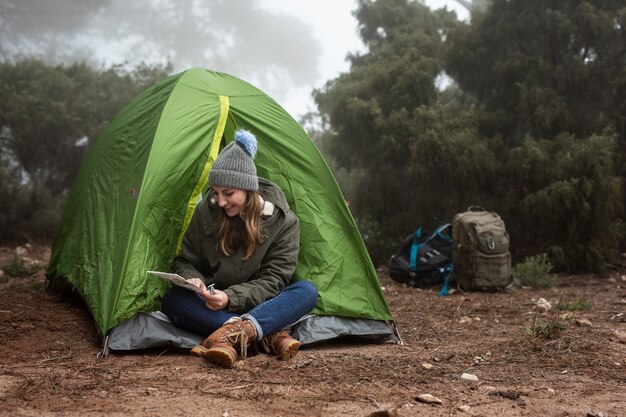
top-left (391, 321), bottom-right (404, 346)
top-left (97, 331), bottom-right (111, 359)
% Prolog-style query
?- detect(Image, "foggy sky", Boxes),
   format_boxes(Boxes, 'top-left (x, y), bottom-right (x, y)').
top-left (0, 0), bottom-right (323, 112)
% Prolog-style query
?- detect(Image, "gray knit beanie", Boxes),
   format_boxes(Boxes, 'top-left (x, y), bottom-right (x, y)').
top-left (209, 129), bottom-right (258, 191)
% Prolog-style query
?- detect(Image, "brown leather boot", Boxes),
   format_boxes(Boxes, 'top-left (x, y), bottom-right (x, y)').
top-left (191, 317), bottom-right (257, 368)
top-left (261, 331), bottom-right (302, 361)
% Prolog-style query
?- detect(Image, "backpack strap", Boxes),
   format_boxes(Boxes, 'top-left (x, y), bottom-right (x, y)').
top-left (409, 227), bottom-right (423, 273)
top-left (438, 262), bottom-right (454, 296)
top-left (433, 223), bottom-right (452, 242)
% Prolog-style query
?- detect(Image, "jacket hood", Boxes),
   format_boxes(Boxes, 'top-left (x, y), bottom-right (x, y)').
top-left (258, 177), bottom-right (290, 212)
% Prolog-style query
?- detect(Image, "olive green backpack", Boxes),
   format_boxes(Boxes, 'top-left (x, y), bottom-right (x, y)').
top-left (452, 206), bottom-right (512, 291)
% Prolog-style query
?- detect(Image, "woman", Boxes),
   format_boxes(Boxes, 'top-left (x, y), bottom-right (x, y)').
top-left (162, 129), bottom-right (318, 368)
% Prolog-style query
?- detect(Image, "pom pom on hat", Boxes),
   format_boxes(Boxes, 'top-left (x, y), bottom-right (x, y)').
top-left (235, 129), bottom-right (257, 159)
top-left (208, 129), bottom-right (259, 191)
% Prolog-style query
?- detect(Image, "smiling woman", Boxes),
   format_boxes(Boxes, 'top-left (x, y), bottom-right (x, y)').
top-left (212, 186), bottom-right (248, 217)
top-left (161, 129), bottom-right (319, 369)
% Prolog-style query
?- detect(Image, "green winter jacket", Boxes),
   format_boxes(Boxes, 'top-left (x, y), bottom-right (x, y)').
top-left (172, 178), bottom-right (300, 313)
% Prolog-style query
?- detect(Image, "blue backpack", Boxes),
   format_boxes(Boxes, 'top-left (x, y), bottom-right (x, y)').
top-left (388, 224), bottom-right (453, 289)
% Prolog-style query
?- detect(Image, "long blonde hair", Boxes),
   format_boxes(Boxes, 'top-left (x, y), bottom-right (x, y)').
top-left (216, 190), bottom-right (262, 260)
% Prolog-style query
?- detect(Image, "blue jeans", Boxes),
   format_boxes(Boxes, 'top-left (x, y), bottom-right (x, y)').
top-left (161, 280), bottom-right (318, 340)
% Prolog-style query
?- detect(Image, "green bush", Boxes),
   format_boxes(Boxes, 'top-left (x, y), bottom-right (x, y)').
top-left (512, 253), bottom-right (557, 288)
top-left (2, 254), bottom-right (40, 277)
top-left (517, 133), bottom-right (624, 273)
top-left (557, 298), bottom-right (590, 311)
top-left (526, 319), bottom-right (566, 340)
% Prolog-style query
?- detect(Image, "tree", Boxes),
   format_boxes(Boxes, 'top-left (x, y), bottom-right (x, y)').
top-left (316, 0), bottom-right (625, 271)
top-left (446, 0), bottom-right (625, 145)
top-left (0, 59), bottom-right (170, 240)
top-left (444, 0), bottom-right (626, 272)
top-left (513, 132), bottom-right (624, 273)
top-left (314, 0), bottom-right (473, 262)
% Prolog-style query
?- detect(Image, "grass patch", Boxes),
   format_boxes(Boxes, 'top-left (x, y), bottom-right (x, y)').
top-left (526, 316), bottom-right (566, 340)
top-left (512, 253), bottom-right (557, 288)
top-left (2, 254), bottom-right (41, 277)
top-left (557, 298), bottom-right (589, 311)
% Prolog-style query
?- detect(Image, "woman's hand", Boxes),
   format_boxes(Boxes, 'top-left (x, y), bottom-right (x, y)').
top-left (187, 278), bottom-right (207, 290)
top-left (202, 289), bottom-right (229, 311)
top-left (185, 277), bottom-right (228, 310)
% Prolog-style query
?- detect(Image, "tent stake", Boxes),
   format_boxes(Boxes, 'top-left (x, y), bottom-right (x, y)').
top-left (391, 321), bottom-right (404, 346)
top-left (97, 332), bottom-right (111, 359)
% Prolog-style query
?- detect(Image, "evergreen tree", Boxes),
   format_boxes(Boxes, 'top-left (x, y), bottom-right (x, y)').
top-left (315, 0), bottom-right (486, 262)
top-left (446, 0), bottom-right (625, 144)
top-left (0, 59), bottom-right (170, 240)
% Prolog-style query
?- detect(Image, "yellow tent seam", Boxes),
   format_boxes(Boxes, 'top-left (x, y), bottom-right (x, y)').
top-left (176, 95), bottom-right (229, 253)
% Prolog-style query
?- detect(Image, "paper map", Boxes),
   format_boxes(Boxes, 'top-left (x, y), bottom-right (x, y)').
top-left (147, 270), bottom-right (204, 294)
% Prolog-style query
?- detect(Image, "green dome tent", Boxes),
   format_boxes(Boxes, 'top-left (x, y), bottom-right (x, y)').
top-left (47, 68), bottom-right (397, 354)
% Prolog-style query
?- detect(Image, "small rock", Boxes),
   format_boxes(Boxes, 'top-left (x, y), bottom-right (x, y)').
top-left (293, 357), bottom-right (314, 369)
top-left (422, 363), bottom-right (433, 370)
top-left (415, 394), bottom-right (442, 405)
top-left (15, 246), bottom-right (26, 256)
top-left (608, 277), bottom-right (617, 283)
top-left (488, 389), bottom-right (520, 400)
top-left (536, 298), bottom-right (552, 311)
top-left (473, 317), bottom-right (481, 321)
top-left (559, 313), bottom-right (573, 320)
top-left (613, 330), bottom-right (626, 343)
top-left (457, 405), bottom-right (472, 414)
top-left (459, 316), bottom-right (472, 324)
top-left (574, 318), bottom-right (592, 327)
top-left (460, 373), bottom-right (479, 381)
top-left (547, 388), bottom-right (556, 394)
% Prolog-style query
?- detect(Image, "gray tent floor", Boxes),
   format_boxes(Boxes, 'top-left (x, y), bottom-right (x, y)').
top-left (108, 312), bottom-right (396, 351)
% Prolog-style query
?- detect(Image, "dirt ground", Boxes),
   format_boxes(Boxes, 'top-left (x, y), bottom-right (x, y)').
top-left (0, 244), bottom-right (625, 417)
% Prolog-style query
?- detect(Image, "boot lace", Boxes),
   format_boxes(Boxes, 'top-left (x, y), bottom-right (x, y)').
top-left (259, 331), bottom-right (290, 355)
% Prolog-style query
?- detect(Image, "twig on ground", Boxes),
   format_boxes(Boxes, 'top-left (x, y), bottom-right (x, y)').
top-left (221, 383), bottom-right (254, 391)
top-left (71, 321), bottom-right (87, 332)
top-left (366, 396), bottom-right (382, 409)
top-left (37, 351), bottom-right (73, 363)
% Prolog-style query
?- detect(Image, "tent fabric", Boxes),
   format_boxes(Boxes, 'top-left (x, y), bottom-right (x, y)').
top-left (47, 68), bottom-right (395, 347)
top-left (108, 312), bottom-right (203, 350)
top-left (107, 312), bottom-right (395, 351)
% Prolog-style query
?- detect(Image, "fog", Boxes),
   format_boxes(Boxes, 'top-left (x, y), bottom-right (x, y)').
top-left (0, 0), bottom-right (470, 118)
top-left (0, 0), bottom-right (326, 116)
